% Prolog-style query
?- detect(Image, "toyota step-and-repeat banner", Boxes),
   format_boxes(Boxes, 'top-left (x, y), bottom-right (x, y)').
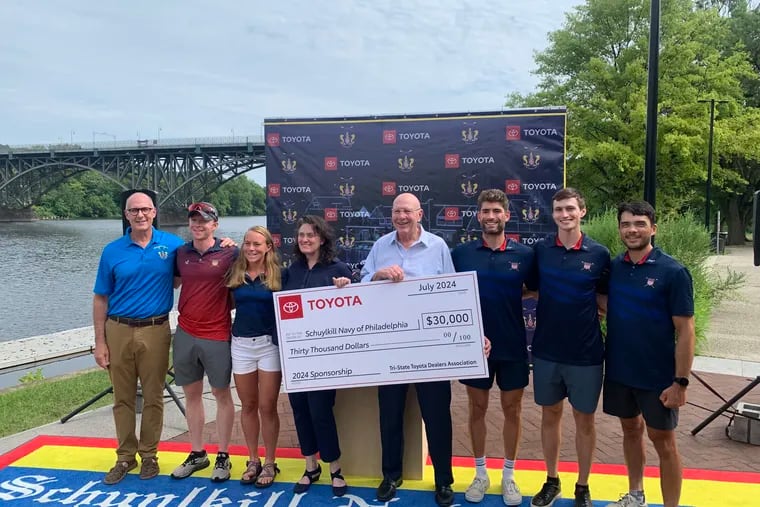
top-left (265, 109), bottom-right (567, 346)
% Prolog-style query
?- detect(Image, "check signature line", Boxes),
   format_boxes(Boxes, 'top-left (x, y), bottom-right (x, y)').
top-left (407, 289), bottom-right (468, 297)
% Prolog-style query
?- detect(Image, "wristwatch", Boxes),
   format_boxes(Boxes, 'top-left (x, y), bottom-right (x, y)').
top-left (673, 376), bottom-right (689, 387)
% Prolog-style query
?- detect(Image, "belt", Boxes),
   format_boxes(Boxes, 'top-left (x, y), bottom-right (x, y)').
top-left (108, 315), bottom-right (169, 327)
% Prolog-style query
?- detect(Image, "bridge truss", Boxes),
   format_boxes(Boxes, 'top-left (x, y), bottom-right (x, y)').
top-left (0, 140), bottom-right (265, 211)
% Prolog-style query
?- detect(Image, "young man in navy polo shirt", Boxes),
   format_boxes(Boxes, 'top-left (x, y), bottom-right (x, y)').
top-left (527, 187), bottom-right (610, 507)
top-left (451, 189), bottom-right (534, 505)
top-left (603, 201), bottom-right (695, 507)
top-left (171, 202), bottom-right (239, 482)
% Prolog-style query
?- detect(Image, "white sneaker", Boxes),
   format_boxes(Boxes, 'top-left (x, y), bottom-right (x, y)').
top-left (501, 478), bottom-right (522, 506)
top-left (464, 475), bottom-right (491, 503)
top-left (605, 493), bottom-right (647, 507)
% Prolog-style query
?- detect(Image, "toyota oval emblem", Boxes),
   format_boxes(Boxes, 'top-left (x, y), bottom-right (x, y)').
top-left (283, 301), bottom-right (300, 314)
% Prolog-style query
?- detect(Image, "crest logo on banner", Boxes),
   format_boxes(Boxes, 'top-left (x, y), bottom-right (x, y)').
top-left (281, 202), bottom-right (298, 224)
top-left (461, 176), bottom-right (479, 198)
top-left (281, 156), bottom-right (297, 174)
top-left (398, 152), bottom-right (414, 173)
top-left (339, 178), bottom-right (355, 198)
top-left (523, 148), bottom-right (541, 169)
top-left (462, 123), bottom-right (479, 144)
top-left (522, 205), bottom-right (540, 223)
top-left (339, 127), bottom-right (356, 148)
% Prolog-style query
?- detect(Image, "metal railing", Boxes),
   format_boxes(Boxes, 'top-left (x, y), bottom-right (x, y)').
top-left (1, 135), bottom-right (265, 154)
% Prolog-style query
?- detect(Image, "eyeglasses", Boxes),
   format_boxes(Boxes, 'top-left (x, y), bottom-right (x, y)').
top-left (125, 207), bottom-right (154, 216)
top-left (392, 208), bottom-right (421, 216)
top-left (188, 202), bottom-right (216, 214)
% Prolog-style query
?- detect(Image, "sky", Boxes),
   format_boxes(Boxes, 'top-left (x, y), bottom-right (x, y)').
top-left (0, 0), bottom-right (582, 148)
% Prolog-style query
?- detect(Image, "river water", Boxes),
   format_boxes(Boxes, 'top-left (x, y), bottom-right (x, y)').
top-left (0, 216), bottom-right (266, 342)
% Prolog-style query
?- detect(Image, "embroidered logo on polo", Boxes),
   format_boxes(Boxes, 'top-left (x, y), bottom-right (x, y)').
top-left (582, 261), bottom-right (594, 271)
top-left (154, 245), bottom-right (169, 260)
top-left (646, 277), bottom-right (657, 288)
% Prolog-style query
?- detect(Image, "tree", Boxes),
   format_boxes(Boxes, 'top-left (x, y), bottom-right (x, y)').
top-left (507, 0), bottom-right (760, 242)
top-left (209, 176), bottom-right (266, 216)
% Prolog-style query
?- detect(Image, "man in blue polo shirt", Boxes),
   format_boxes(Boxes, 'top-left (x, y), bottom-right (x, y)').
top-left (451, 189), bottom-right (534, 506)
top-left (527, 187), bottom-right (610, 507)
top-left (361, 192), bottom-right (457, 507)
top-left (603, 201), bottom-right (695, 507)
top-left (93, 192), bottom-right (185, 485)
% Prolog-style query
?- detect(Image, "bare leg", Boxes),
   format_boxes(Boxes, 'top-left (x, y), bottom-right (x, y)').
top-left (234, 371), bottom-right (261, 462)
top-left (182, 380), bottom-right (206, 451)
top-left (648, 426), bottom-right (682, 507)
top-left (541, 402), bottom-right (563, 478)
top-left (466, 386), bottom-right (490, 457)
top-left (573, 408), bottom-right (595, 485)
top-left (620, 416), bottom-right (646, 492)
top-left (501, 388), bottom-right (524, 460)
top-left (212, 385), bottom-right (234, 453)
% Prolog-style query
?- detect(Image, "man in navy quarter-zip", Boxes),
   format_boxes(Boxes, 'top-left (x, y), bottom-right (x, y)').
top-left (603, 201), bottom-right (695, 507)
top-left (526, 187), bottom-right (610, 507)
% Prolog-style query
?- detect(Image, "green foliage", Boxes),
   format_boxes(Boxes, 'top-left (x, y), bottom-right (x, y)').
top-left (18, 368), bottom-right (44, 384)
top-left (0, 369), bottom-right (112, 437)
top-left (584, 209), bottom-right (745, 351)
top-left (209, 176), bottom-right (266, 216)
top-left (34, 171), bottom-right (122, 219)
top-left (507, 0), bottom-right (760, 240)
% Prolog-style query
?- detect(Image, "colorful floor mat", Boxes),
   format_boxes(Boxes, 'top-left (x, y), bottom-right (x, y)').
top-left (0, 436), bottom-right (757, 506)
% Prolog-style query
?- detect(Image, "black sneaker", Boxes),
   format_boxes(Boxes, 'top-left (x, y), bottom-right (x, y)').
top-left (574, 484), bottom-right (592, 507)
top-left (434, 485), bottom-right (455, 506)
top-left (376, 478), bottom-right (403, 502)
top-left (531, 480), bottom-right (561, 507)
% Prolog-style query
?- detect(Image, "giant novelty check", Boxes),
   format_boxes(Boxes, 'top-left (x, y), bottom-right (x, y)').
top-left (274, 271), bottom-right (487, 392)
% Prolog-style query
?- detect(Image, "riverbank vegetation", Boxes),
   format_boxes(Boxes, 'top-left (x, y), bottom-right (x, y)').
top-left (32, 172), bottom-right (266, 219)
top-left (0, 369), bottom-right (112, 437)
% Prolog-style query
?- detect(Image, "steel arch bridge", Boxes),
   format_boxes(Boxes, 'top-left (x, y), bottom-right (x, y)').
top-left (0, 136), bottom-right (265, 219)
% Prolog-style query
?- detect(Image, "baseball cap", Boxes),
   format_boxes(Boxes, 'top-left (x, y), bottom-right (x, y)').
top-left (187, 202), bottom-right (219, 221)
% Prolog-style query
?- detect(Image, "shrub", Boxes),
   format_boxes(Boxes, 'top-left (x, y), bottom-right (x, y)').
top-left (584, 209), bottom-right (744, 352)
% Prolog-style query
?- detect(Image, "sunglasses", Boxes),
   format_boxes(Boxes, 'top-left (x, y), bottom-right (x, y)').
top-left (188, 202), bottom-right (216, 214)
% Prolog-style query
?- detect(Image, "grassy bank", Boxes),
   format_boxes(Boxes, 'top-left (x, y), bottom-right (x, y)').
top-left (0, 369), bottom-right (112, 437)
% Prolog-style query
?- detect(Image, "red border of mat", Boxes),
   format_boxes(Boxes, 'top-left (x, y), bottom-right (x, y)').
top-left (2, 435), bottom-right (758, 485)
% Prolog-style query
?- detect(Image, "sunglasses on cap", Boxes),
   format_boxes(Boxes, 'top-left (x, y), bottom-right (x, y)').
top-left (187, 202), bottom-right (218, 220)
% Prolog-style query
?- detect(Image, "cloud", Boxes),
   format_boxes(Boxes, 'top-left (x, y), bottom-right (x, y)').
top-left (0, 0), bottom-right (580, 145)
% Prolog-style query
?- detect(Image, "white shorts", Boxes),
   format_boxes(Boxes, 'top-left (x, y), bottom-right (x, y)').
top-left (231, 334), bottom-right (281, 374)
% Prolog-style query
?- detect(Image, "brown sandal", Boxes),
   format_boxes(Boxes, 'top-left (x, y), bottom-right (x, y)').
top-left (240, 459), bottom-right (262, 485)
top-left (254, 462), bottom-right (280, 488)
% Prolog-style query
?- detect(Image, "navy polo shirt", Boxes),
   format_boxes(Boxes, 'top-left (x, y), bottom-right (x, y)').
top-left (451, 237), bottom-right (535, 361)
top-left (231, 274), bottom-right (279, 344)
top-left (283, 258), bottom-right (352, 291)
top-left (527, 233), bottom-right (610, 365)
top-left (606, 247), bottom-right (694, 391)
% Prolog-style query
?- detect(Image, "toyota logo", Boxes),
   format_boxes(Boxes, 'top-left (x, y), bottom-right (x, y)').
top-left (282, 301), bottom-right (300, 314)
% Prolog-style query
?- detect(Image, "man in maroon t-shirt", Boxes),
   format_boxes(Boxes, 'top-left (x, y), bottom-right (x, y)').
top-left (170, 202), bottom-right (238, 482)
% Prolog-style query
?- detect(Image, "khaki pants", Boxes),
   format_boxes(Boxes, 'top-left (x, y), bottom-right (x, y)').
top-left (105, 319), bottom-right (171, 461)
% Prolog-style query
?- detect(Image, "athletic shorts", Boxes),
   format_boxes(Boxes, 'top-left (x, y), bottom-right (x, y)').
top-left (460, 359), bottom-right (530, 391)
top-left (603, 379), bottom-right (679, 431)
top-left (173, 325), bottom-right (232, 388)
top-left (231, 334), bottom-right (281, 375)
top-left (532, 357), bottom-right (603, 414)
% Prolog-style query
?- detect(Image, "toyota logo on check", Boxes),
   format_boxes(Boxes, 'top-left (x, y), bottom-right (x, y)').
top-left (279, 294), bottom-right (304, 320)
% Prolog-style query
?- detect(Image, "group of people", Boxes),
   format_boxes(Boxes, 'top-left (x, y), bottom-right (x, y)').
top-left (93, 186), bottom-right (694, 507)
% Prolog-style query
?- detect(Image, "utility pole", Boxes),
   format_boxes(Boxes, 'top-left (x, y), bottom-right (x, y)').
top-left (698, 98), bottom-right (728, 230)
